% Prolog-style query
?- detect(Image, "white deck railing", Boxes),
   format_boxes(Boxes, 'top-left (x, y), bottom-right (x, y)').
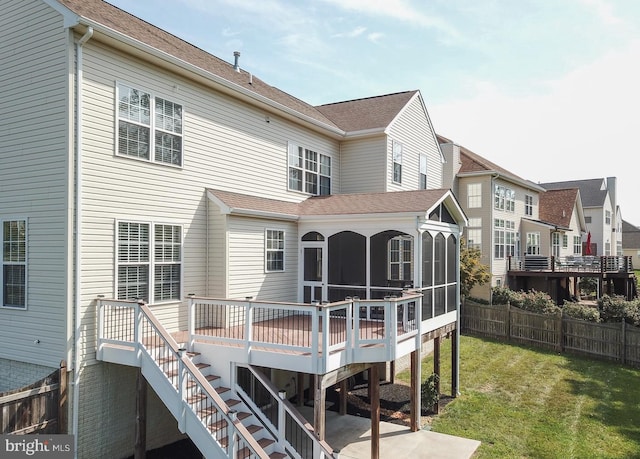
top-left (97, 299), bottom-right (271, 459)
top-left (187, 293), bottom-right (453, 374)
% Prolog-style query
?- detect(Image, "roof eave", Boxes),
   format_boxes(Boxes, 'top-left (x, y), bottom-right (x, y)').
top-left (67, 17), bottom-right (346, 139)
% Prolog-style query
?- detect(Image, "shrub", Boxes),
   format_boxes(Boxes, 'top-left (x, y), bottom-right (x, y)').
top-left (579, 277), bottom-right (598, 297)
top-left (421, 373), bottom-right (440, 413)
top-left (599, 295), bottom-right (640, 325)
top-left (491, 287), bottom-right (560, 315)
top-left (562, 301), bottom-right (600, 322)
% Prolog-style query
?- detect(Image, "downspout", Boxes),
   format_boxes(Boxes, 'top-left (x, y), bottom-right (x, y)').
top-left (72, 26), bottom-right (93, 459)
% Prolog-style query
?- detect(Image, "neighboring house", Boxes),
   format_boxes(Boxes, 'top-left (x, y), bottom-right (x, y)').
top-left (541, 178), bottom-right (619, 256)
top-left (509, 187), bottom-right (589, 303)
top-left (439, 135), bottom-right (547, 299)
top-left (1, 1), bottom-right (466, 458)
top-left (622, 220), bottom-right (640, 269)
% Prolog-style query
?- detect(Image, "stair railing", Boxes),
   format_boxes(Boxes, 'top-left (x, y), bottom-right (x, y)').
top-left (97, 299), bottom-right (270, 459)
top-left (234, 364), bottom-right (336, 459)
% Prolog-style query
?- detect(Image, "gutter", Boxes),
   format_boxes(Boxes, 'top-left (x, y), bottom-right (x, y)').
top-left (72, 25), bottom-right (93, 459)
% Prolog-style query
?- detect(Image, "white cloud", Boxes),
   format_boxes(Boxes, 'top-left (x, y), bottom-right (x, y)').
top-left (320, 0), bottom-right (461, 42)
top-left (578, 0), bottom-right (623, 25)
top-left (367, 32), bottom-right (384, 44)
top-left (332, 26), bottom-right (367, 38)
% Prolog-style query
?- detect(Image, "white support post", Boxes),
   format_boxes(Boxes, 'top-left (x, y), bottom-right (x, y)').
top-left (96, 297), bottom-right (105, 359)
top-left (311, 306), bottom-right (320, 373)
top-left (245, 297), bottom-right (253, 357)
top-left (187, 295), bottom-right (196, 351)
top-left (277, 390), bottom-right (287, 449)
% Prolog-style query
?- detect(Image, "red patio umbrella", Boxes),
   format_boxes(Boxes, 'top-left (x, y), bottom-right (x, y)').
top-left (585, 231), bottom-right (592, 255)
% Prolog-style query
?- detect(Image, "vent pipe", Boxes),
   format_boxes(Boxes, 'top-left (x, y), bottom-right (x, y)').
top-left (233, 51), bottom-right (241, 72)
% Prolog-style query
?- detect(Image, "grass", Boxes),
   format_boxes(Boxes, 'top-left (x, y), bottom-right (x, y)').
top-left (397, 335), bottom-right (640, 458)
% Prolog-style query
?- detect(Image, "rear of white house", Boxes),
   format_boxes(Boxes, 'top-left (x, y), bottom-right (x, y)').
top-left (1, 0), bottom-right (465, 457)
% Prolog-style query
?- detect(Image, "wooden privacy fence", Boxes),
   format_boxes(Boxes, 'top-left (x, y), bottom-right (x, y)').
top-left (0, 360), bottom-right (67, 434)
top-left (461, 302), bottom-right (640, 367)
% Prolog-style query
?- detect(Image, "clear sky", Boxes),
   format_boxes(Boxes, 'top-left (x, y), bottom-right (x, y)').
top-left (106, 0), bottom-right (640, 226)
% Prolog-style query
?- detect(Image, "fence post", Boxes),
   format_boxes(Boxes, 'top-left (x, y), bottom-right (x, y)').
top-left (557, 313), bottom-right (564, 353)
top-left (505, 302), bottom-right (511, 341)
top-left (621, 320), bottom-right (627, 365)
top-left (58, 360), bottom-right (68, 433)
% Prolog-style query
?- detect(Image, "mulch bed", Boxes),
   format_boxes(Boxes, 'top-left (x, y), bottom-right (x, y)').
top-left (325, 380), bottom-right (453, 428)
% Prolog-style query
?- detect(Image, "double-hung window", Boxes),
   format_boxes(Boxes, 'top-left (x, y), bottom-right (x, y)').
top-left (526, 232), bottom-right (541, 255)
top-left (388, 235), bottom-right (413, 281)
top-left (525, 195), bottom-right (533, 216)
top-left (288, 143), bottom-right (331, 195)
top-left (117, 84), bottom-right (183, 167)
top-left (117, 221), bottom-right (182, 303)
top-left (419, 154), bottom-right (428, 189)
top-left (392, 140), bottom-right (403, 184)
top-left (494, 219), bottom-right (515, 259)
top-left (2, 219), bottom-right (27, 309)
top-left (466, 218), bottom-right (482, 251)
top-left (467, 183), bottom-right (481, 208)
top-left (265, 229), bottom-right (285, 272)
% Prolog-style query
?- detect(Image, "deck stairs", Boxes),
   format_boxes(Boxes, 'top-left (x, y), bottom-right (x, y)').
top-left (97, 300), bottom-right (335, 458)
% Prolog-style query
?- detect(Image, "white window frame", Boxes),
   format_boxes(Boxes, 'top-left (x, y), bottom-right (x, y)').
top-left (116, 83), bottom-right (183, 167)
top-left (573, 236), bottom-right (582, 254)
top-left (494, 184), bottom-right (515, 212)
top-left (526, 232), bottom-right (541, 255)
top-left (2, 218), bottom-right (27, 309)
top-left (392, 140), bottom-right (403, 184)
top-left (605, 210), bottom-right (611, 225)
top-left (116, 220), bottom-right (183, 303)
top-left (265, 229), bottom-right (285, 272)
top-left (419, 154), bottom-right (428, 189)
top-left (467, 183), bottom-right (482, 208)
top-left (494, 219), bottom-right (515, 259)
top-left (388, 235), bottom-right (413, 281)
top-left (287, 142), bottom-right (331, 196)
top-left (552, 232), bottom-right (561, 258)
top-left (525, 194), bottom-right (533, 216)
top-left (466, 217), bottom-right (482, 251)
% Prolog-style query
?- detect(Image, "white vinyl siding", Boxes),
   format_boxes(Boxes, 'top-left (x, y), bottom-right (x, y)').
top-left (2, 219), bottom-right (27, 309)
top-left (386, 95), bottom-right (443, 191)
top-left (0, 0), bottom-right (69, 368)
top-left (339, 136), bottom-right (386, 193)
top-left (75, 40), bottom-right (337, 359)
top-left (227, 218), bottom-right (298, 302)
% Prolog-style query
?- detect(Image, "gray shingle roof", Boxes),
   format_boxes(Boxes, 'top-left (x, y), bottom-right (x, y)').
top-left (622, 219), bottom-right (640, 249)
top-left (540, 178), bottom-right (607, 208)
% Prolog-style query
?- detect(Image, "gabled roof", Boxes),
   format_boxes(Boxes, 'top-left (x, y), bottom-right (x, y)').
top-left (437, 134), bottom-right (545, 192)
top-left (538, 188), bottom-right (581, 230)
top-left (622, 219), bottom-right (640, 249)
top-left (540, 178), bottom-right (607, 208)
top-left (316, 91), bottom-right (418, 132)
top-left (53, 0), bottom-right (340, 131)
top-left (207, 188), bottom-right (464, 222)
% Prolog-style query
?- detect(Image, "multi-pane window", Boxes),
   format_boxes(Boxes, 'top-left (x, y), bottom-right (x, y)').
top-left (389, 235), bottom-right (413, 281)
top-left (552, 232), bottom-right (561, 258)
top-left (288, 143), bottom-right (331, 195)
top-left (562, 234), bottom-right (568, 249)
top-left (526, 232), bottom-right (541, 255)
top-left (117, 84), bottom-right (183, 166)
top-left (605, 210), bottom-right (611, 225)
top-left (494, 219), bottom-right (515, 259)
top-left (494, 184), bottom-right (515, 212)
top-left (419, 154), bottom-right (428, 189)
top-left (117, 221), bottom-right (182, 303)
top-left (466, 218), bottom-right (482, 251)
top-left (467, 183), bottom-right (481, 208)
top-left (265, 229), bottom-right (285, 272)
top-left (392, 140), bottom-right (403, 183)
top-left (2, 220), bottom-right (27, 309)
top-left (573, 236), bottom-right (582, 254)
top-left (525, 195), bottom-right (533, 216)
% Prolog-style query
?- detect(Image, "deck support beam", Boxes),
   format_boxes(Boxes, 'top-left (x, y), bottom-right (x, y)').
top-left (410, 350), bottom-right (420, 431)
top-left (433, 336), bottom-right (441, 414)
top-left (135, 368), bottom-right (147, 459)
top-left (369, 365), bottom-right (380, 459)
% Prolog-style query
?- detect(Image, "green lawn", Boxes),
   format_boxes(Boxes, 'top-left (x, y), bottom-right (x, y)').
top-left (397, 335), bottom-right (640, 458)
